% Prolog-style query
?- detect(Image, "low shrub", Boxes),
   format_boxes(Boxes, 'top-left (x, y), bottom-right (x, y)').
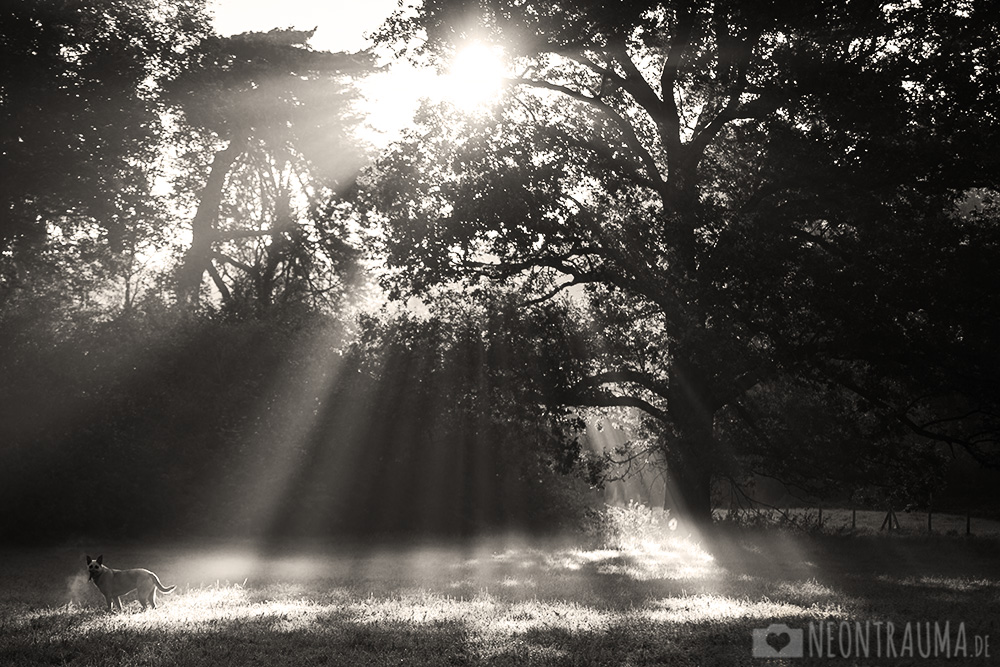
top-left (582, 500), bottom-right (679, 550)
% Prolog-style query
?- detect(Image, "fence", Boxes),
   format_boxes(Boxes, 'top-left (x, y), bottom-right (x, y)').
top-left (715, 507), bottom-right (1000, 536)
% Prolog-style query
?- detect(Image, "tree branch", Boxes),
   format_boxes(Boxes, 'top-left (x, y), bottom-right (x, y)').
top-left (817, 364), bottom-right (1000, 467)
top-left (211, 250), bottom-right (256, 275)
top-left (576, 368), bottom-right (671, 401)
top-left (571, 389), bottom-right (669, 423)
top-left (509, 77), bottom-right (667, 194)
top-left (205, 260), bottom-right (232, 303)
top-left (520, 276), bottom-right (594, 307)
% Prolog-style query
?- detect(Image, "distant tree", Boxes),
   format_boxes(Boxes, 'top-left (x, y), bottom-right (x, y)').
top-left (368, 1), bottom-right (1000, 521)
top-left (167, 29), bottom-right (377, 313)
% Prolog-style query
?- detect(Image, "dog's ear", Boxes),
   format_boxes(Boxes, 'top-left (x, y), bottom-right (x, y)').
top-left (86, 555), bottom-right (92, 564)
top-left (96, 555), bottom-right (103, 565)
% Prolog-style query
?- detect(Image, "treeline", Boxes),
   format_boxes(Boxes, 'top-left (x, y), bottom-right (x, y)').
top-left (5, 0), bottom-right (1000, 535)
top-left (0, 0), bottom-right (597, 544)
top-left (0, 304), bottom-right (593, 543)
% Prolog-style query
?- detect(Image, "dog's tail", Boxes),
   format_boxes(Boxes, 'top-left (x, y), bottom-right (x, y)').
top-left (152, 573), bottom-right (176, 593)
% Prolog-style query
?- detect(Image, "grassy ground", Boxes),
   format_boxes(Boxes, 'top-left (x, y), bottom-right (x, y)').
top-left (1, 527), bottom-right (998, 666)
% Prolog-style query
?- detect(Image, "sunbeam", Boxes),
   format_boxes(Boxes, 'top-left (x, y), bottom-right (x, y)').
top-left (5, 2), bottom-right (1000, 665)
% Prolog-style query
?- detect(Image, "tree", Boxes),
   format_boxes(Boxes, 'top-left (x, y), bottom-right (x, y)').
top-left (0, 0), bottom-right (210, 260)
top-left (168, 29), bottom-right (377, 312)
top-left (366, 0), bottom-right (1000, 521)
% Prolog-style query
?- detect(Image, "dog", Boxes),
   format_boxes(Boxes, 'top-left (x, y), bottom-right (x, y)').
top-left (86, 555), bottom-right (175, 611)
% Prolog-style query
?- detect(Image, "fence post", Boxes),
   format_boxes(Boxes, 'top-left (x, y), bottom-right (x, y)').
top-left (881, 507), bottom-right (900, 532)
top-left (928, 494), bottom-right (932, 534)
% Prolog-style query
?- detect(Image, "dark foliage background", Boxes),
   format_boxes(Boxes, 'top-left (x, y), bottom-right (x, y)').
top-left (0, 305), bottom-right (593, 543)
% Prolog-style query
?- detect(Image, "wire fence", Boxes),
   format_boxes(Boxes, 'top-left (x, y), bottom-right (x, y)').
top-left (713, 508), bottom-right (1000, 536)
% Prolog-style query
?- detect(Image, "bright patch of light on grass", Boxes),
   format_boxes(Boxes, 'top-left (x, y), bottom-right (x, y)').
top-left (500, 576), bottom-right (536, 588)
top-left (352, 590), bottom-right (611, 634)
top-left (645, 594), bottom-right (810, 623)
top-left (536, 537), bottom-right (719, 581)
top-left (47, 579), bottom-right (837, 642)
top-left (59, 584), bottom-right (332, 635)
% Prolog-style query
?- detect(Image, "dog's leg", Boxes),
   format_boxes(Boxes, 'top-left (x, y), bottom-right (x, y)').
top-left (114, 596), bottom-right (123, 611)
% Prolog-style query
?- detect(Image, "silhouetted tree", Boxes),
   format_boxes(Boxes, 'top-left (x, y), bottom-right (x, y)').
top-left (0, 0), bottom-right (210, 263)
top-left (368, 0), bottom-right (1000, 520)
top-left (168, 29), bottom-right (377, 312)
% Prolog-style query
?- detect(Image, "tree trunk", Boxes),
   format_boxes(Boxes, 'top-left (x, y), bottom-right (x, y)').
top-left (256, 187), bottom-right (293, 313)
top-left (662, 443), bottom-right (714, 524)
top-left (662, 356), bottom-right (717, 525)
top-left (176, 137), bottom-right (245, 307)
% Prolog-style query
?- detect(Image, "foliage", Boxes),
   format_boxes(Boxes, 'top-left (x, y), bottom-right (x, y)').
top-left (167, 28), bottom-right (377, 311)
top-left (2, 6), bottom-right (375, 318)
top-left (0, 306), bottom-right (334, 540)
top-left (582, 500), bottom-right (679, 550)
top-left (367, 0), bottom-right (1000, 518)
top-left (330, 291), bottom-right (600, 536)
top-left (717, 377), bottom-right (951, 507)
top-left (0, 0), bottom-right (211, 253)
top-left (0, 291), bottom-right (598, 541)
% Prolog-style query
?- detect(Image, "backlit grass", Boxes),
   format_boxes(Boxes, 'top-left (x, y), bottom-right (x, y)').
top-left (1, 529), bottom-right (998, 666)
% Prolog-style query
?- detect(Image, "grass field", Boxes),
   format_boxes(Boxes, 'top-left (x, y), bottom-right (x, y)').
top-left (2, 524), bottom-right (998, 666)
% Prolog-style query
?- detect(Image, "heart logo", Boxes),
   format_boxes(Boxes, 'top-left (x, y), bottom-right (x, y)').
top-left (766, 631), bottom-right (792, 653)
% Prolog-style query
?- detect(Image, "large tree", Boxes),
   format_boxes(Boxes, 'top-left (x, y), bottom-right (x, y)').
top-left (367, 0), bottom-right (1000, 520)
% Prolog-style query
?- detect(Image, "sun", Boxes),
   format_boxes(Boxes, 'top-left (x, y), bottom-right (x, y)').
top-left (358, 41), bottom-right (507, 143)
top-left (444, 41), bottom-right (506, 109)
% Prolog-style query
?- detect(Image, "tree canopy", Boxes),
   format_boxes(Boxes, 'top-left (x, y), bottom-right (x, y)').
top-left (168, 28), bottom-right (377, 311)
top-left (367, 0), bottom-right (1000, 519)
top-left (0, 0), bottom-right (211, 254)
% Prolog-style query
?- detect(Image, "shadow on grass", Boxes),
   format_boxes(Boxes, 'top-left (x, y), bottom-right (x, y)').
top-left (703, 529), bottom-right (1000, 619)
top-left (1, 607), bottom-right (472, 667)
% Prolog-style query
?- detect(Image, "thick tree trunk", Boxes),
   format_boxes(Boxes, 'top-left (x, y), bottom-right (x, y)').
top-left (662, 356), bottom-right (718, 525)
top-left (663, 451), bottom-right (713, 523)
top-left (176, 138), bottom-right (245, 307)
